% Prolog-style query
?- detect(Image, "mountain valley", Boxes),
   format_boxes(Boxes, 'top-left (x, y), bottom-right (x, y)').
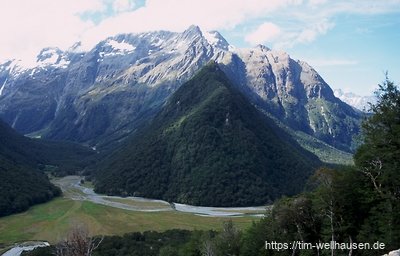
top-left (0, 26), bottom-right (362, 155)
top-left (2, 25), bottom-right (397, 256)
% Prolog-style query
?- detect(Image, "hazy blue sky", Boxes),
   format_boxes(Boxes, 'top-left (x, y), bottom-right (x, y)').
top-left (1, 0), bottom-right (399, 95)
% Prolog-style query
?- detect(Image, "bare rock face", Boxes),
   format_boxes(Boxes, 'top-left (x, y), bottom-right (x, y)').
top-left (0, 26), bottom-right (361, 151)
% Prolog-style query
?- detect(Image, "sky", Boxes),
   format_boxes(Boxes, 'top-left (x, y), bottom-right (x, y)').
top-left (1, 0), bottom-right (399, 95)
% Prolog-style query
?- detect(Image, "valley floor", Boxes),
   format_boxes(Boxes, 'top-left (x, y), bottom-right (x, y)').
top-left (54, 176), bottom-right (267, 217)
top-left (0, 176), bottom-right (265, 251)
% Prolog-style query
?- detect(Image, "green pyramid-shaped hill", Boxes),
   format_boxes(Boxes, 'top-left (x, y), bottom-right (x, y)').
top-left (94, 63), bottom-right (320, 206)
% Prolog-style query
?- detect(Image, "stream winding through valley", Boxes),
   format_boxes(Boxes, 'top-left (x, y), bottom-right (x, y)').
top-left (55, 176), bottom-right (267, 217)
top-left (2, 176), bottom-right (266, 256)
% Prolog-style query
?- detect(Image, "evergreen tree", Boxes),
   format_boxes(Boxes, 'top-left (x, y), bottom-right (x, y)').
top-left (354, 76), bottom-right (400, 251)
top-left (355, 75), bottom-right (400, 200)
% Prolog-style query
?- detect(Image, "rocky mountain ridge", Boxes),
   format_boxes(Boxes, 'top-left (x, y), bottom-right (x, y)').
top-left (0, 25), bottom-right (361, 152)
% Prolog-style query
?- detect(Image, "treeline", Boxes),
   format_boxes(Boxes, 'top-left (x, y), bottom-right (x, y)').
top-left (244, 168), bottom-right (399, 255)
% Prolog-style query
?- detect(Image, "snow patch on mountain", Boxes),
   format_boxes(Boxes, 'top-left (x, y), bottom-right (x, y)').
top-left (97, 39), bottom-right (137, 62)
top-left (203, 30), bottom-right (231, 51)
top-left (0, 78), bottom-right (7, 96)
top-left (2, 59), bottom-right (31, 77)
top-left (36, 48), bottom-right (70, 69)
top-left (37, 48), bottom-right (59, 63)
top-left (106, 39), bottom-right (136, 54)
top-left (0, 47), bottom-right (71, 80)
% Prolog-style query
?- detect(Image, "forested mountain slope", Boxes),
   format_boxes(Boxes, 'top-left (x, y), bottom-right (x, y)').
top-left (0, 119), bottom-right (95, 216)
top-left (94, 63), bottom-right (320, 207)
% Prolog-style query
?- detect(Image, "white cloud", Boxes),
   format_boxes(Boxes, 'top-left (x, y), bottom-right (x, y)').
top-left (0, 0), bottom-right (104, 62)
top-left (112, 0), bottom-right (136, 13)
top-left (249, 18), bottom-right (335, 49)
top-left (244, 0), bottom-right (400, 49)
top-left (308, 0), bottom-right (327, 7)
top-left (98, 0), bottom-right (299, 31)
top-left (295, 19), bottom-right (335, 44)
top-left (1, 0), bottom-right (400, 63)
top-left (1, 0), bottom-right (305, 62)
top-left (332, 0), bottom-right (400, 15)
top-left (78, 0), bottom-right (303, 49)
top-left (245, 22), bottom-right (282, 45)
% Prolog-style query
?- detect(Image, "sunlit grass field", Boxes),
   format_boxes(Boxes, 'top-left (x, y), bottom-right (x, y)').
top-left (0, 197), bottom-right (258, 248)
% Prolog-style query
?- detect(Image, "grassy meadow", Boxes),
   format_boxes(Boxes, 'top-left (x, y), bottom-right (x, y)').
top-left (0, 197), bottom-right (258, 249)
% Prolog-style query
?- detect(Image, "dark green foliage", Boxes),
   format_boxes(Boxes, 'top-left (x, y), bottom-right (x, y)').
top-left (24, 229), bottom-right (216, 256)
top-left (239, 166), bottom-right (399, 256)
top-left (95, 230), bottom-right (192, 256)
top-left (240, 220), bottom-right (270, 256)
top-left (354, 76), bottom-right (400, 201)
top-left (94, 62), bottom-right (320, 207)
top-left (353, 76), bottom-right (400, 251)
top-left (0, 118), bottom-right (95, 216)
top-left (0, 119), bottom-right (96, 175)
top-left (214, 220), bottom-right (241, 255)
top-left (253, 195), bottom-right (322, 256)
top-left (0, 158), bottom-right (61, 216)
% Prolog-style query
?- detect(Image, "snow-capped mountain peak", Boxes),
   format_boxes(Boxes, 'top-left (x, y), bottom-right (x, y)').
top-left (36, 47), bottom-right (70, 68)
top-left (37, 48), bottom-right (61, 62)
top-left (334, 89), bottom-right (376, 111)
top-left (0, 47), bottom-right (72, 81)
top-left (203, 30), bottom-right (231, 51)
top-left (0, 26), bottom-right (361, 153)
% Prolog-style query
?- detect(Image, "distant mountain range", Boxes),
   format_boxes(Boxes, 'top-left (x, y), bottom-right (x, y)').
top-left (0, 25), bottom-right (361, 154)
top-left (333, 89), bottom-right (376, 111)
